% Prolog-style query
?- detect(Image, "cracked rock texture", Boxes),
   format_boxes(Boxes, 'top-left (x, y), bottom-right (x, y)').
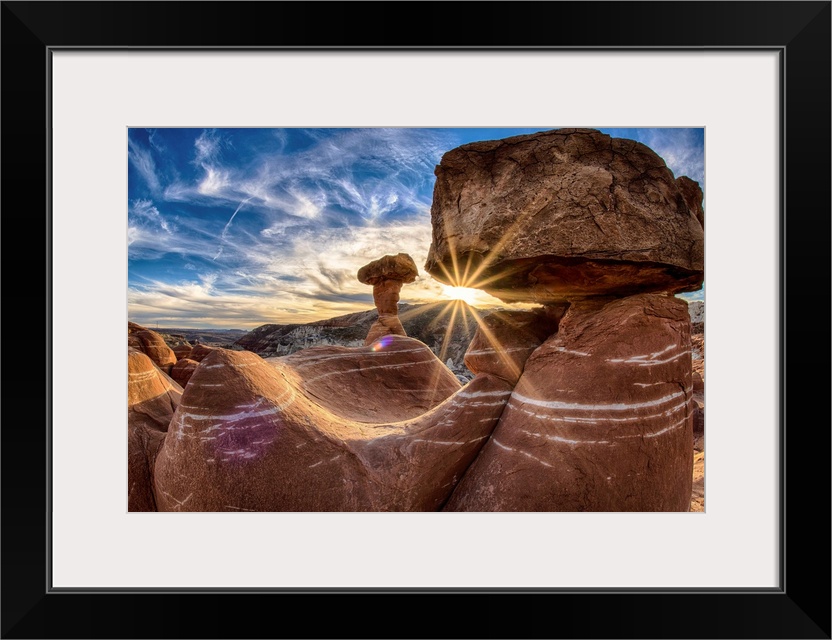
top-left (425, 128), bottom-right (704, 302)
top-left (445, 294), bottom-right (694, 511)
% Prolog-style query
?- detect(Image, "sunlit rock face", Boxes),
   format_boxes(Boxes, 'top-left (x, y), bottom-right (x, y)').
top-left (153, 344), bottom-right (511, 511)
top-left (463, 306), bottom-right (567, 384)
top-left (358, 253), bottom-right (419, 345)
top-left (128, 322), bottom-right (177, 373)
top-left (424, 128), bottom-right (704, 303)
top-left (272, 335), bottom-right (460, 423)
top-left (128, 348), bottom-right (182, 512)
top-left (445, 294), bottom-right (694, 511)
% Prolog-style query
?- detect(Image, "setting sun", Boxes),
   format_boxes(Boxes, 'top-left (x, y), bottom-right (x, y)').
top-left (441, 285), bottom-right (485, 305)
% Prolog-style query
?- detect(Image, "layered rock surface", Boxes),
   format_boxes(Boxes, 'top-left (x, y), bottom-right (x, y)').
top-left (445, 294), bottom-right (694, 511)
top-left (424, 128), bottom-right (704, 302)
top-left (270, 336), bottom-right (461, 423)
top-left (128, 322), bottom-right (177, 372)
top-left (154, 343), bottom-right (511, 511)
top-left (128, 348), bottom-right (182, 511)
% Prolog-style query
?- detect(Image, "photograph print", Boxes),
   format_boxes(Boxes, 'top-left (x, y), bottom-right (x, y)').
top-left (127, 126), bottom-right (705, 513)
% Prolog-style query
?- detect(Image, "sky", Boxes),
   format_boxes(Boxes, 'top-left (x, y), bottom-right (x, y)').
top-left (128, 127), bottom-right (705, 329)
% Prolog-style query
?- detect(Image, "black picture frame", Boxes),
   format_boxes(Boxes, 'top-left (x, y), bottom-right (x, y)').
top-left (2, 2), bottom-right (829, 638)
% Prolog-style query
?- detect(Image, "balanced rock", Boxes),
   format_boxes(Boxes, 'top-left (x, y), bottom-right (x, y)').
top-left (358, 253), bottom-right (418, 345)
top-left (463, 307), bottom-right (566, 384)
top-left (128, 348), bottom-right (182, 511)
top-left (445, 294), bottom-right (694, 511)
top-left (424, 128), bottom-right (704, 302)
top-left (154, 344), bottom-right (513, 511)
top-left (127, 322), bottom-right (177, 372)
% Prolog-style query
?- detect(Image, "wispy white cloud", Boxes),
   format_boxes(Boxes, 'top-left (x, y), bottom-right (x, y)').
top-left (128, 138), bottom-right (161, 194)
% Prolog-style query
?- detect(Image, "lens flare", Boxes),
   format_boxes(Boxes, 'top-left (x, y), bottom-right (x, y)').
top-left (441, 285), bottom-right (483, 305)
top-left (371, 334), bottom-right (395, 351)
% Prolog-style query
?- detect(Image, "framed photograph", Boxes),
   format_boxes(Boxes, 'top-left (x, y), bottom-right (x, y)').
top-left (3, 1), bottom-right (829, 638)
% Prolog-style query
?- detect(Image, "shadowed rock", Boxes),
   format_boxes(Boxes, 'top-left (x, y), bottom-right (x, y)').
top-left (188, 344), bottom-right (216, 363)
top-left (173, 344), bottom-right (193, 361)
top-left (424, 128), bottom-right (704, 302)
top-left (153, 343), bottom-right (512, 511)
top-left (128, 348), bottom-right (182, 512)
top-left (445, 294), bottom-right (694, 512)
top-left (464, 307), bottom-right (566, 384)
top-left (171, 358), bottom-right (199, 388)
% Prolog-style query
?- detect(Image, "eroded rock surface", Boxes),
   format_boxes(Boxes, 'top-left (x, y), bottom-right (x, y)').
top-left (463, 306), bottom-right (566, 384)
top-left (128, 348), bottom-right (182, 512)
top-left (154, 345), bottom-right (511, 511)
top-left (171, 358), bottom-right (199, 388)
top-left (128, 322), bottom-right (177, 372)
top-left (445, 294), bottom-right (694, 511)
top-left (272, 335), bottom-right (460, 423)
top-left (424, 128), bottom-right (704, 302)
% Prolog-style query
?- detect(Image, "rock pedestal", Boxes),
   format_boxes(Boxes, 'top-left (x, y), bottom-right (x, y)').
top-left (445, 294), bottom-right (694, 511)
top-left (357, 253), bottom-right (418, 345)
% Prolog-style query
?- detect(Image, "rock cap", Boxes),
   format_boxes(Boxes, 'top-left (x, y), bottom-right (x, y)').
top-left (358, 253), bottom-right (418, 285)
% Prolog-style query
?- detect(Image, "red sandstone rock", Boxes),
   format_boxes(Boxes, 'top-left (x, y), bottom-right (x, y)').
top-left (276, 335), bottom-right (460, 423)
top-left (127, 322), bottom-right (177, 372)
top-left (357, 253), bottom-right (418, 287)
top-left (128, 348), bottom-right (182, 512)
top-left (154, 345), bottom-right (512, 511)
top-left (364, 315), bottom-right (407, 345)
top-left (358, 254), bottom-right (420, 344)
top-left (445, 294), bottom-right (694, 512)
top-left (171, 358), bottom-right (199, 388)
top-left (173, 344), bottom-right (193, 361)
top-left (463, 307), bottom-right (565, 384)
top-left (424, 129), bottom-right (704, 302)
top-left (188, 344), bottom-right (216, 362)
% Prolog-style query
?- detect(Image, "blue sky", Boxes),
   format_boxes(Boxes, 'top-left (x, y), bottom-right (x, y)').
top-left (128, 127), bottom-right (704, 328)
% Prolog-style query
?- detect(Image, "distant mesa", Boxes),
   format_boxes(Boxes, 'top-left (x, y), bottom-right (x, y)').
top-left (424, 128), bottom-right (704, 303)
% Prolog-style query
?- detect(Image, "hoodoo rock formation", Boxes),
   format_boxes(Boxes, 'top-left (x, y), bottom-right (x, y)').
top-left (445, 294), bottom-right (694, 511)
top-left (424, 128), bottom-right (704, 303)
top-left (130, 128), bottom-right (703, 513)
top-left (357, 253), bottom-right (418, 345)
